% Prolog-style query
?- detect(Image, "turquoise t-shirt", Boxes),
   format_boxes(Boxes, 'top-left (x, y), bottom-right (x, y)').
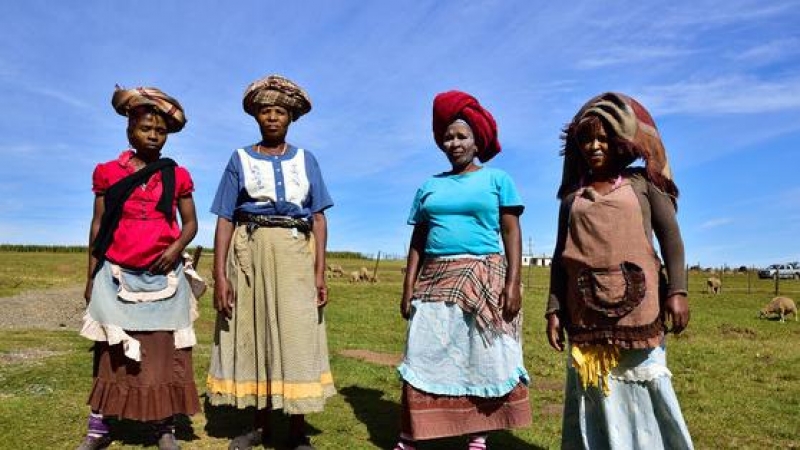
top-left (408, 167), bottom-right (523, 256)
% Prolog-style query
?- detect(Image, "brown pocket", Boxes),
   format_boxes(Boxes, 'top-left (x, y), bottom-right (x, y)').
top-left (577, 261), bottom-right (647, 318)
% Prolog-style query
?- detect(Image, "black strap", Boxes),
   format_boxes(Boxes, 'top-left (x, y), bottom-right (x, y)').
top-left (92, 158), bottom-right (177, 273)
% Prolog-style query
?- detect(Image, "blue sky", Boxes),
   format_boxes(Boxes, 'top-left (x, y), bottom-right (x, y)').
top-left (1, 1), bottom-right (799, 268)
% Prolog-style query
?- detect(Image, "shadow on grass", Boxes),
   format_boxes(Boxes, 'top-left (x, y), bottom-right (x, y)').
top-left (201, 395), bottom-right (321, 449)
top-left (340, 385), bottom-right (546, 450)
top-left (340, 385), bottom-right (400, 448)
top-left (108, 414), bottom-right (199, 446)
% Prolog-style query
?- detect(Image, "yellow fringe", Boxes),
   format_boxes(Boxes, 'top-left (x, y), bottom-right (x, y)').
top-left (571, 344), bottom-right (620, 396)
top-left (206, 372), bottom-right (334, 399)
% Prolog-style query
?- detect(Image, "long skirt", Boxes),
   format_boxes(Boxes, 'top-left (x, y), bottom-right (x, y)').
top-left (561, 344), bottom-right (694, 450)
top-left (206, 226), bottom-right (335, 414)
top-left (88, 331), bottom-right (200, 421)
top-left (399, 301), bottom-right (532, 440)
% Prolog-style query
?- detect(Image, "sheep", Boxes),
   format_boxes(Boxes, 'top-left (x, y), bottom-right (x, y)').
top-left (349, 271), bottom-right (361, 283)
top-left (359, 266), bottom-right (371, 282)
top-left (758, 297), bottom-right (797, 323)
top-left (327, 264), bottom-right (344, 278)
top-left (706, 276), bottom-right (721, 295)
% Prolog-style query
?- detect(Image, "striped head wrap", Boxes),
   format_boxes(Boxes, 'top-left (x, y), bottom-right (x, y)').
top-left (559, 92), bottom-right (677, 199)
top-left (432, 90), bottom-right (501, 163)
top-left (111, 86), bottom-right (186, 133)
top-left (242, 75), bottom-right (312, 120)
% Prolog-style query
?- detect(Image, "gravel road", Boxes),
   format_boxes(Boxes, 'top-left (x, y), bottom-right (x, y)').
top-left (0, 285), bottom-right (85, 330)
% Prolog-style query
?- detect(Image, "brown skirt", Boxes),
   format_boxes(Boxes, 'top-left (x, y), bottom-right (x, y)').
top-left (88, 331), bottom-right (200, 421)
top-left (401, 381), bottom-right (532, 440)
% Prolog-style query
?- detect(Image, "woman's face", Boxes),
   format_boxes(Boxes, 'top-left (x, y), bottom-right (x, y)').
top-left (578, 123), bottom-right (616, 173)
top-left (127, 112), bottom-right (168, 155)
top-left (255, 104), bottom-right (291, 143)
top-left (441, 121), bottom-right (478, 169)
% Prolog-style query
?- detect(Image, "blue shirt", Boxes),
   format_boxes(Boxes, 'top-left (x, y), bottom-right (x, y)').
top-left (408, 167), bottom-right (523, 256)
top-left (210, 144), bottom-right (333, 220)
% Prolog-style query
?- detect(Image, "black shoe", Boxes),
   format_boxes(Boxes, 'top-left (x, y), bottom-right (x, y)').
top-left (75, 435), bottom-right (112, 450)
top-left (287, 435), bottom-right (315, 450)
top-left (229, 429), bottom-right (264, 450)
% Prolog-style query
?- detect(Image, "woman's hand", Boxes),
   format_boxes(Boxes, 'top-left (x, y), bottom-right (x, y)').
top-left (546, 313), bottom-right (565, 351)
top-left (400, 294), bottom-right (412, 320)
top-left (83, 280), bottom-right (93, 305)
top-left (500, 282), bottom-right (522, 322)
top-left (213, 276), bottom-right (235, 318)
top-left (664, 293), bottom-right (690, 334)
top-left (316, 277), bottom-right (328, 308)
top-left (149, 244), bottom-right (181, 274)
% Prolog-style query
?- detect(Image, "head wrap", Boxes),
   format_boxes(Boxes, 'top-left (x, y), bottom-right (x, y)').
top-left (559, 92), bottom-right (677, 199)
top-left (111, 86), bottom-right (186, 133)
top-left (242, 75), bottom-right (312, 120)
top-left (432, 90), bottom-right (501, 163)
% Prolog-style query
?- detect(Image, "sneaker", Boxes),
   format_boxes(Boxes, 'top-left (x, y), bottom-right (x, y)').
top-left (75, 435), bottom-right (112, 450)
top-left (229, 429), bottom-right (264, 450)
top-left (157, 432), bottom-right (181, 450)
top-left (287, 434), bottom-right (316, 450)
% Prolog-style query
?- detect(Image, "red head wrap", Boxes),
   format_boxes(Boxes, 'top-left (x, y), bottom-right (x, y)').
top-left (432, 90), bottom-right (501, 162)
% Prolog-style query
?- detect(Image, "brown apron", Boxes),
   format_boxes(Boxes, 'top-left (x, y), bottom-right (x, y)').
top-left (562, 181), bottom-right (664, 349)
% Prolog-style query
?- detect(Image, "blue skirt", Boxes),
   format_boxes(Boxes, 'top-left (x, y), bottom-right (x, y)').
top-left (562, 344), bottom-right (693, 450)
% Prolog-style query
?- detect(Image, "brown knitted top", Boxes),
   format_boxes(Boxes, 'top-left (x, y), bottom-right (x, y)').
top-left (546, 170), bottom-right (687, 348)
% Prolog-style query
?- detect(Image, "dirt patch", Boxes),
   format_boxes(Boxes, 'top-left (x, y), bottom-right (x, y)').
top-left (339, 349), bottom-right (402, 367)
top-left (0, 349), bottom-right (66, 365)
top-left (534, 379), bottom-right (565, 392)
top-left (0, 285), bottom-right (85, 330)
top-left (719, 323), bottom-right (757, 339)
top-left (541, 403), bottom-right (563, 417)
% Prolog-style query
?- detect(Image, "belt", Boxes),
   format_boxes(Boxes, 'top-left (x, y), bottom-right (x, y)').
top-left (234, 212), bottom-right (312, 233)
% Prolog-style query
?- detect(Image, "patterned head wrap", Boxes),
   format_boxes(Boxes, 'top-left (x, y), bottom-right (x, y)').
top-left (559, 92), bottom-right (677, 199)
top-left (432, 90), bottom-right (501, 163)
top-left (111, 85), bottom-right (186, 133)
top-left (242, 75), bottom-right (312, 120)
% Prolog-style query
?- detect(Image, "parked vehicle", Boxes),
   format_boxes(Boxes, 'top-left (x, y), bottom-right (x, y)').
top-left (758, 263), bottom-right (800, 279)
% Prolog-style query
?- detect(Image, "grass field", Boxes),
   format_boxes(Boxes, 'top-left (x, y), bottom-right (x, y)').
top-left (0, 251), bottom-right (798, 449)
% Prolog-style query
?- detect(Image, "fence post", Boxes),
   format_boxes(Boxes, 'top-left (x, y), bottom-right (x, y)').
top-left (685, 264), bottom-right (689, 294)
top-left (774, 272), bottom-right (780, 296)
top-left (747, 266), bottom-right (751, 295)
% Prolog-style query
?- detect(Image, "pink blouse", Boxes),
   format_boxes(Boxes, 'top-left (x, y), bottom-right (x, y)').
top-left (92, 150), bottom-right (194, 268)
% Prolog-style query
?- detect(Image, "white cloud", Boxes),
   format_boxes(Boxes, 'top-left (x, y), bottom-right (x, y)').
top-left (642, 75), bottom-right (800, 115)
top-left (731, 38), bottom-right (800, 65)
top-left (699, 217), bottom-right (733, 230)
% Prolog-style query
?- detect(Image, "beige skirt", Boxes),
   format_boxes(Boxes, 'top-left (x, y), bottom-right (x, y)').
top-left (206, 226), bottom-right (335, 414)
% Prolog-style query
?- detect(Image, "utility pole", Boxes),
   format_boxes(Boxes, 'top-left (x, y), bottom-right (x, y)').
top-left (526, 237), bottom-right (533, 289)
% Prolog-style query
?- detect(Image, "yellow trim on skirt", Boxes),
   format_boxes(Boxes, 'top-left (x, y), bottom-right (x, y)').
top-left (206, 372), bottom-right (334, 399)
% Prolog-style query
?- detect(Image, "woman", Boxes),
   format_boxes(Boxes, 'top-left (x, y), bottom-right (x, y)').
top-left (546, 92), bottom-right (693, 449)
top-left (395, 91), bottom-right (532, 450)
top-left (78, 86), bottom-right (200, 450)
top-left (206, 74), bottom-right (334, 450)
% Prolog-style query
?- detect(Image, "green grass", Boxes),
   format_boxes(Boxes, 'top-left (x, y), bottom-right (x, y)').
top-left (0, 252), bottom-right (799, 449)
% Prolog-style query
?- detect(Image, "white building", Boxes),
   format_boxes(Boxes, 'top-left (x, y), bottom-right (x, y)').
top-left (522, 255), bottom-right (552, 266)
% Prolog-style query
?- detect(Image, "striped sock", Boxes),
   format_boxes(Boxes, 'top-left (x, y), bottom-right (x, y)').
top-left (468, 433), bottom-right (487, 450)
top-left (87, 412), bottom-right (109, 438)
top-left (393, 434), bottom-right (417, 450)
